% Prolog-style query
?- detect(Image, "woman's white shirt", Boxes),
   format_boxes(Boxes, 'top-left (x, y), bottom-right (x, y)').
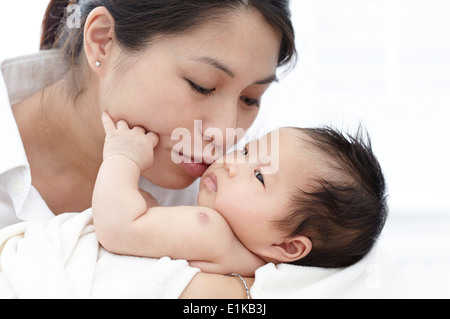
top-left (0, 51), bottom-right (198, 229)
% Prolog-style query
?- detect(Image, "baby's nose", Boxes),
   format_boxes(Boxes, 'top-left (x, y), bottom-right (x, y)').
top-left (226, 163), bottom-right (239, 178)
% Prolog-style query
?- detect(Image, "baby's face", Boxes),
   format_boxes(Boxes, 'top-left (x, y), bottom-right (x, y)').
top-left (198, 128), bottom-right (321, 259)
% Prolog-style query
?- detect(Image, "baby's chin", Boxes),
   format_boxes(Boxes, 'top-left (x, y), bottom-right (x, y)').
top-left (196, 189), bottom-right (216, 211)
top-left (196, 192), bottom-right (209, 208)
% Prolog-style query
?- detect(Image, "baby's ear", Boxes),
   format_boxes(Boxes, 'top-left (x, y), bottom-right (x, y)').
top-left (269, 236), bottom-right (312, 263)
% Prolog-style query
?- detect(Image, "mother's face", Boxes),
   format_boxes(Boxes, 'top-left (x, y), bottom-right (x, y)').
top-left (103, 10), bottom-right (281, 189)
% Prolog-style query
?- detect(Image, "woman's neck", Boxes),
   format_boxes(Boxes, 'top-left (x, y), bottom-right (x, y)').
top-left (12, 75), bottom-right (105, 214)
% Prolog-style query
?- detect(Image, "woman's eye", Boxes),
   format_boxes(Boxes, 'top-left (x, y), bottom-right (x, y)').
top-left (186, 79), bottom-right (215, 96)
top-left (241, 96), bottom-right (261, 107)
top-left (254, 170), bottom-right (265, 186)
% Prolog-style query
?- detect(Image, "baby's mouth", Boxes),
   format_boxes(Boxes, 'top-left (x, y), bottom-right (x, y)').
top-left (203, 172), bottom-right (218, 192)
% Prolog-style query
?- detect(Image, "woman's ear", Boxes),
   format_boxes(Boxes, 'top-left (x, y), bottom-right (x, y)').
top-left (84, 6), bottom-right (117, 71)
top-left (269, 236), bottom-right (312, 263)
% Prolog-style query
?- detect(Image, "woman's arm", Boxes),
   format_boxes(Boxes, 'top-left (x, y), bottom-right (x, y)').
top-left (179, 273), bottom-right (255, 299)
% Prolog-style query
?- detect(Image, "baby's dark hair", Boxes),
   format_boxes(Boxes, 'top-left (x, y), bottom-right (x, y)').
top-left (277, 126), bottom-right (388, 268)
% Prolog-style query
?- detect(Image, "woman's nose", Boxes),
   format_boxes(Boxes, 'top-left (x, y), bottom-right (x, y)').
top-left (203, 101), bottom-right (238, 149)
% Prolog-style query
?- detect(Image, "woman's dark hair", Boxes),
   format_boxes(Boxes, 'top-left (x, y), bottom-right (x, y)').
top-left (41, 0), bottom-right (296, 68)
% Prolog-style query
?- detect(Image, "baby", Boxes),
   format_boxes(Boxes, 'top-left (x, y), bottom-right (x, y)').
top-left (93, 113), bottom-right (388, 276)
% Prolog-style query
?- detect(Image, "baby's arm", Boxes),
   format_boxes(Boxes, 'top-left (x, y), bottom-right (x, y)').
top-left (92, 113), bottom-right (159, 234)
top-left (105, 204), bottom-right (264, 276)
top-left (92, 114), bottom-right (264, 276)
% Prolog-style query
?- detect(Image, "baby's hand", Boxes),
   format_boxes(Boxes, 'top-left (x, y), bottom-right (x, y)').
top-left (101, 112), bottom-right (159, 172)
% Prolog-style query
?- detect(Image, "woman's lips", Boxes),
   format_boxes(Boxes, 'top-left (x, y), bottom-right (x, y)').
top-left (180, 161), bottom-right (210, 178)
top-left (173, 151), bottom-right (216, 178)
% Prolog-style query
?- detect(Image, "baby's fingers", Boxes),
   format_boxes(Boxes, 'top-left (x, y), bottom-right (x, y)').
top-left (101, 112), bottom-right (117, 135)
top-left (147, 131), bottom-right (160, 148)
top-left (116, 120), bottom-right (130, 130)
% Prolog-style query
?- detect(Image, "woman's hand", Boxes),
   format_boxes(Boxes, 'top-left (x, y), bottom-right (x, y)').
top-left (101, 112), bottom-right (159, 172)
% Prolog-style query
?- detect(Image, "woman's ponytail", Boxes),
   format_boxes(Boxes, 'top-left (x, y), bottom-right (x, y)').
top-left (40, 0), bottom-right (69, 50)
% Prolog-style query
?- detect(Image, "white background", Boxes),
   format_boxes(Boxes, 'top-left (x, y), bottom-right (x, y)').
top-left (1, 1), bottom-right (449, 298)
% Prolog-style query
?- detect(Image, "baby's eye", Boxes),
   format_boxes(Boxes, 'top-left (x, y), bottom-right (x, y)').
top-left (241, 147), bottom-right (249, 156)
top-left (254, 170), bottom-right (265, 186)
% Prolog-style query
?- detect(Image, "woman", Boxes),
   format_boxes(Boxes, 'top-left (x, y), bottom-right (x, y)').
top-left (0, 0), bottom-right (295, 297)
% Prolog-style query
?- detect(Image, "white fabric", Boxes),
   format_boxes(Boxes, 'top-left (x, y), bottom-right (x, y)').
top-left (0, 209), bottom-right (199, 299)
top-left (0, 50), bottom-right (199, 229)
top-left (251, 246), bottom-right (417, 299)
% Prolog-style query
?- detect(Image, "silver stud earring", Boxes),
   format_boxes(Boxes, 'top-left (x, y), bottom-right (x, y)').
top-left (95, 61), bottom-right (101, 67)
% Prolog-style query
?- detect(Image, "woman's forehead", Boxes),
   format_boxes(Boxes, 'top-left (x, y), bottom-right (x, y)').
top-left (155, 9), bottom-right (281, 73)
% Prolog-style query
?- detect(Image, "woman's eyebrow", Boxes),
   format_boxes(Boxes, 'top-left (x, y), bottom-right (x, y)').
top-left (255, 74), bottom-right (279, 85)
top-left (190, 56), bottom-right (235, 78)
top-left (190, 55), bottom-right (278, 85)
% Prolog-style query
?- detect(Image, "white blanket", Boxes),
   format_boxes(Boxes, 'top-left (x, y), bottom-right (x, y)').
top-left (1, 209), bottom-right (415, 299)
top-left (0, 210), bottom-right (199, 299)
top-left (251, 246), bottom-right (416, 299)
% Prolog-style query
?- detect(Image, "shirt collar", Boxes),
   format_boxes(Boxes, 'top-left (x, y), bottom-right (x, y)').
top-left (0, 50), bottom-right (67, 215)
top-left (0, 67), bottom-right (28, 175)
top-left (0, 66), bottom-right (30, 215)
top-left (1, 50), bottom-right (67, 105)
